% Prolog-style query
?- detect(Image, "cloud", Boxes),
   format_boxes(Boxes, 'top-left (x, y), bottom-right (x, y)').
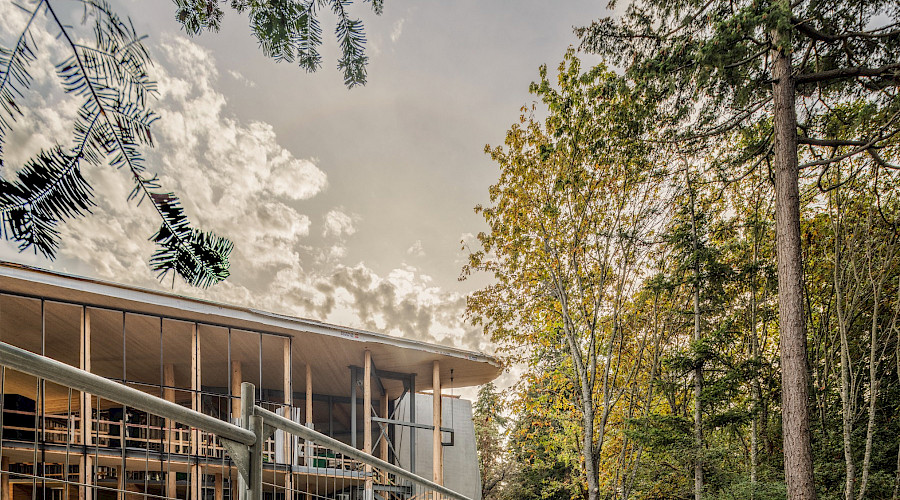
top-left (134, 36), bottom-right (326, 272)
top-left (406, 240), bottom-right (425, 257)
top-left (390, 18), bottom-right (405, 43)
top-left (0, 32), bottom-right (330, 284)
top-left (228, 69), bottom-right (256, 87)
top-left (306, 262), bottom-right (492, 352)
top-left (322, 209), bottom-right (358, 237)
top-left (0, 20), bottom-right (496, 367)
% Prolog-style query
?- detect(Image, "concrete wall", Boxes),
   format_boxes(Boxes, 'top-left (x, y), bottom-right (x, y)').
top-left (394, 393), bottom-right (481, 500)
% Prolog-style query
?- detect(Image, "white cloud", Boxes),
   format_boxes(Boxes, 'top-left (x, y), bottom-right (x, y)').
top-left (146, 37), bottom-right (327, 271)
top-left (390, 18), bottom-right (405, 43)
top-left (0, 19), bottom-right (495, 363)
top-left (228, 69), bottom-right (256, 87)
top-left (322, 209), bottom-right (358, 237)
top-left (0, 32), bottom-right (330, 281)
top-left (406, 239), bottom-right (425, 257)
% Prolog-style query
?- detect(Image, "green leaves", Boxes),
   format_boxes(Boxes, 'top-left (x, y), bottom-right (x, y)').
top-left (332, 1), bottom-right (368, 88)
top-left (174, 0), bottom-right (225, 34)
top-left (175, 0), bottom-right (381, 88)
top-left (0, 0), bottom-right (233, 288)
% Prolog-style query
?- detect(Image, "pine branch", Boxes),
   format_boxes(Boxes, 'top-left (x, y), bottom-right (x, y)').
top-left (793, 17), bottom-right (900, 44)
top-left (0, 145), bottom-right (96, 257)
top-left (174, 0), bottom-right (225, 35)
top-left (148, 193), bottom-right (232, 288)
top-left (295, 0), bottom-right (323, 73)
top-left (365, 0), bottom-right (383, 15)
top-left (248, 0), bottom-right (302, 63)
top-left (0, 0), bottom-right (231, 287)
top-left (174, 0), bottom-right (380, 88)
top-left (50, 0), bottom-right (232, 287)
top-left (330, 0), bottom-right (368, 87)
top-left (0, 0), bottom-right (44, 159)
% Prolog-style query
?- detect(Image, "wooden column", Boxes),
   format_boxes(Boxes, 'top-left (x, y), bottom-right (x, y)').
top-left (306, 364), bottom-right (313, 427)
top-left (380, 391), bottom-right (389, 461)
top-left (2, 456), bottom-right (10, 500)
top-left (432, 360), bottom-right (442, 486)
top-left (116, 466), bottom-right (125, 500)
top-left (79, 307), bottom-right (93, 500)
top-left (363, 351), bottom-right (373, 497)
top-left (166, 470), bottom-right (176, 500)
top-left (231, 361), bottom-right (242, 422)
top-left (164, 364), bottom-right (176, 453)
top-left (408, 375), bottom-right (416, 475)
top-left (305, 363), bottom-right (313, 469)
top-left (350, 368), bottom-right (357, 448)
top-left (214, 473), bottom-right (223, 500)
top-left (164, 363), bottom-right (177, 498)
top-left (191, 324), bottom-right (201, 419)
top-left (190, 325), bottom-right (201, 500)
top-left (363, 353), bottom-right (372, 454)
top-left (282, 339), bottom-right (292, 497)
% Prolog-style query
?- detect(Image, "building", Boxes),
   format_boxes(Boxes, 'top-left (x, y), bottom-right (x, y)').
top-left (0, 262), bottom-right (500, 500)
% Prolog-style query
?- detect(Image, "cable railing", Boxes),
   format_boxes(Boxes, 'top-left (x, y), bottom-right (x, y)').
top-left (0, 340), bottom-right (471, 500)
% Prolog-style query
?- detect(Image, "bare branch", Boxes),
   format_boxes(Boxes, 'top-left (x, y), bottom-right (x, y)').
top-left (868, 149), bottom-right (900, 170)
top-left (796, 63), bottom-right (900, 85)
top-left (724, 46), bottom-right (769, 70)
top-left (793, 17), bottom-right (900, 43)
top-left (799, 137), bottom-right (869, 147)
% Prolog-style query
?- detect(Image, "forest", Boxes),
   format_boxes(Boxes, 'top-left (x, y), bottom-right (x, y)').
top-left (464, 1), bottom-right (900, 499)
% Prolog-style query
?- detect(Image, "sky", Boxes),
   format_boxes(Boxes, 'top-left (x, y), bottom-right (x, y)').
top-left (0, 0), bottom-right (609, 395)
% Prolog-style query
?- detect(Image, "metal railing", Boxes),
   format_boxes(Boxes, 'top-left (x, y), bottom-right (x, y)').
top-left (0, 340), bottom-right (471, 500)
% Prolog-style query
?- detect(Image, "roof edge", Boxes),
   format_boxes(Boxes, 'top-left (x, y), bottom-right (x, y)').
top-left (0, 261), bottom-right (501, 368)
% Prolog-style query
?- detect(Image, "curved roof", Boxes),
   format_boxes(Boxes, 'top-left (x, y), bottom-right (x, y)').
top-left (0, 261), bottom-right (502, 396)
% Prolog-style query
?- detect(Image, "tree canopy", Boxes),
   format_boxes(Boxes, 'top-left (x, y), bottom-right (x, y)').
top-left (468, 3), bottom-right (900, 497)
top-left (173, 0), bottom-right (383, 88)
top-left (574, 2), bottom-right (900, 498)
top-left (464, 50), bottom-right (668, 500)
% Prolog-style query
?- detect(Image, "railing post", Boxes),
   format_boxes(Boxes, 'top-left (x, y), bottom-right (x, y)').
top-left (249, 415), bottom-right (264, 500)
top-left (239, 382), bottom-right (255, 500)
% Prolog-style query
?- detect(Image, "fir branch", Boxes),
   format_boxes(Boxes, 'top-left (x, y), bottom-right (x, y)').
top-left (295, 0), bottom-right (323, 73)
top-left (796, 63), bottom-right (900, 85)
top-left (45, 0), bottom-right (232, 287)
top-left (174, 0), bottom-right (225, 35)
top-left (0, 0), bottom-right (44, 158)
top-left (365, 0), bottom-right (383, 15)
top-left (0, 0), bottom-right (231, 287)
top-left (330, 0), bottom-right (368, 87)
top-left (0, 146), bottom-right (96, 257)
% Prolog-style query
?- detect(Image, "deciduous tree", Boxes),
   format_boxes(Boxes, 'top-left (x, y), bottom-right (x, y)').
top-left (464, 50), bottom-right (666, 500)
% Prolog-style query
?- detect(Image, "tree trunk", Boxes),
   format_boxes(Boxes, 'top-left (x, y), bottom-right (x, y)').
top-left (895, 343), bottom-right (900, 500)
top-left (859, 256), bottom-right (885, 500)
top-left (772, 19), bottom-right (817, 500)
top-left (750, 213), bottom-right (761, 497)
top-left (832, 189), bottom-right (856, 500)
top-left (583, 401), bottom-right (600, 500)
top-left (688, 175), bottom-right (704, 500)
top-left (893, 443), bottom-right (900, 500)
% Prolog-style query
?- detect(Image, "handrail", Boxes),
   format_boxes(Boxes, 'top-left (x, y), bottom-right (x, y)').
top-left (252, 405), bottom-right (472, 500)
top-left (0, 341), bottom-right (256, 446)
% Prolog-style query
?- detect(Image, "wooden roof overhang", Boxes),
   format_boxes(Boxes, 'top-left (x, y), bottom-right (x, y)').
top-left (0, 262), bottom-right (502, 401)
